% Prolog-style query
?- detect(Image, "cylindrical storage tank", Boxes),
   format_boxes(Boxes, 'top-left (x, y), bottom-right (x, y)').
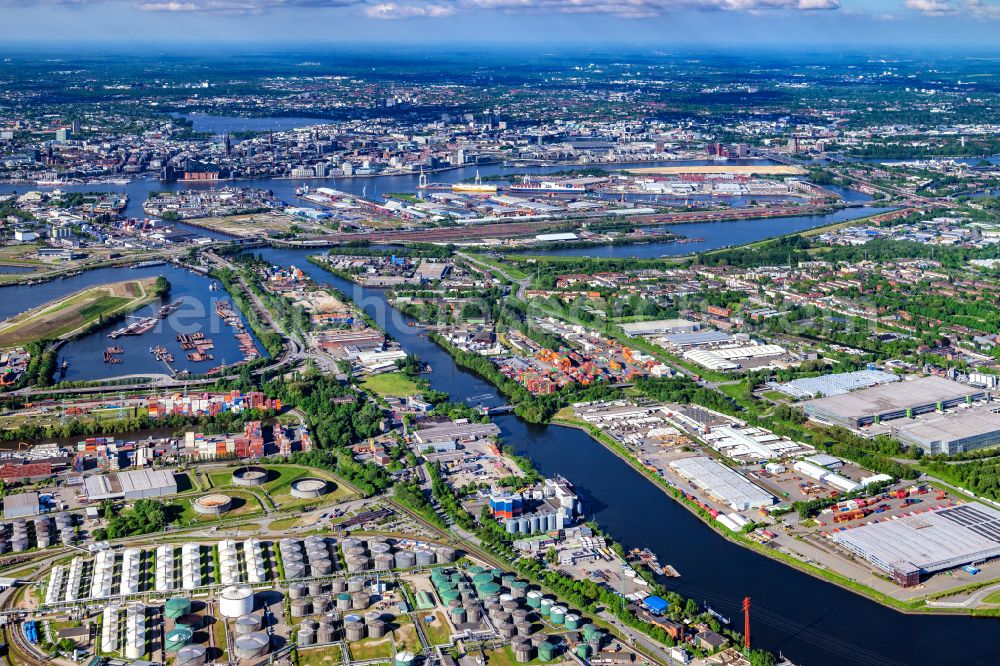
top-left (368, 619), bottom-right (386, 639)
top-left (165, 597), bottom-right (192, 619)
top-left (513, 639), bottom-right (535, 663)
top-left (317, 622), bottom-right (337, 644)
top-left (331, 579), bottom-right (347, 593)
top-left (512, 609), bottom-right (529, 624)
top-left (290, 599), bottom-right (311, 618)
top-left (576, 644), bottom-right (591, 660)
top-left (450, 606), bottom-right (467, 625)
top-left (347, 577), bottom-right (365, 592)
top-left (515, 621), bottom-right (532, 637)
top-left (344, 546), bottom-right (366, 559)
top-left (467, 565), bottom-right (485, 575)
top-left (176, 644), bottom-right (208, 666)
top-left (311, 558), bottom-right (333, 576)
top-left (351, 591), bottom-right (369, 610)
top-left (308, 581), bottom-right (325, 597)
top-left (526, 591), bottom-right (542, 609)
top-left (479, 582), bottom-right (501, 597)
top-left (395, 651), bottom-right (416, 666)
top-left (550, 606), bottom-right (566, 626)
top-left (510, 580), bottom-right (529, 598)
top-left (373, 554), bottom-right (394, 571)
top-left (290, 478), bottom-right (328, 499)
top-left (346, 556), bottom-right (369, 572)
top-left (546, 513), bottom-right (557, 532)
top-left (297, 624), bottom-right (316, 647)
top-left (501, 598), bottom-right (518, 613)
top-left (467, 605), bottom-right (482, 624)
top-left (472, 572), bottom-right (493, 587)
top-left (415, 550), bottom-right (436, 567)
top-left (234, 631), bottom-right (270, 660)
top-left (394, 550), bottom-right (416, 569)
top-left (232, 466), bottom-right (268, 487)
top-left (193, 493), bottom-right (232, 516)
top-left (336, 593), bottom-right (352, 610)
top-left (583, 624), bottom-right (601, 642)
top-left (539, 598), bottom-right (553, 617)
top-left (564, 614), bottom-right (580, 630)
top-left (364, 611), bottom-right (382, 625)
top-left (165, 627), bottom-right (193, 652)
top-left (500, 622), bottom-right (516, 639)
top-left (289, 583), bottom-right (307, 600)
top-left (440, 589), bottom-right (460, 603)
top-left (529, 515), bottom-right (541, 533)
top-left (506, 520), bottom-right (518, 535)
top-left (219, 585), bottom-right (254, 618)
top-left (235, 615), bottom-right (260, 635)
top-left (435, 547), bottom-right (455, 563)
top-left (369, 541), bottom-right (391, 555)
top-left (313, 595), bottom-right (330, 614)
top-left (341, 537), bottom-right (362, 550)
top-left (344, 618), bottom-right (365, 642)
top-left (538, 641), bottom-right (556, 662)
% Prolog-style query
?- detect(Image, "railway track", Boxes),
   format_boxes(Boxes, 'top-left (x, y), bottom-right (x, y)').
top-left (3, 624), bottom-right (49, 666)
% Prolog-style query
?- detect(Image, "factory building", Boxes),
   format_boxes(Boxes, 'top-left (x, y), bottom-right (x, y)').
top-left (792, 460), bottom-right (859, 493)
top-left (3, 492), bottom-right (39, 520)
top-left (84, 468), bottom-right (178, 501)
top-left (830, 503), bottom-right (1000, 586)
top-left (669, 457), bottom-right (774, 511)
top-left (804, 376), bottom-right (984, 429)
top-left (892, 405), bottom-right (1000, 455)
top-left (620, 319), bottom-right (700, 337)
top-left (776, 369), bottom-right (900, 400)
top-left (488, 492), bottom-right (523, 519)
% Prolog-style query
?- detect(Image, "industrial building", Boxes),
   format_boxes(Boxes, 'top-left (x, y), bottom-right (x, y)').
top-left (804, 376), bottom-right (984, 429)
top-left (620, 319), bottom-right (700, 337)
top-left (682, 344), bottom-right (788, 372)
top-left (668, 456), bottom-right (774, 511)
top-left (414, 421), bottom-right (501, 447)
top-left (3, 491), bottom-right (39, 520)
top-left (892, 404), bottom-right (1000, 455)
top-left (702, 426), bottom-right (813, 463)
top-left (830, 503), bottom-right (1000, 586)
top-left (84, 468), bottom-right (178, 501)
top-left (776, 369), bottom-right (900, 400)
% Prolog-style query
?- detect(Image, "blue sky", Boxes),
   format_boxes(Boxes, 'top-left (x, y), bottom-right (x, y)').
top-left (4, 0), bottom-right (1000, 46)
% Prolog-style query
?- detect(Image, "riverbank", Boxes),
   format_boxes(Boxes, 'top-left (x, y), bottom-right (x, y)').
top-left (550, 412), bottom-right (1000, 618)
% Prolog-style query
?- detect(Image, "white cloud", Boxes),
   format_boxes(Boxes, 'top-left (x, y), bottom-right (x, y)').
top-left (365, 1), bottom-right (454, 16)
top-left (903, 0), bottom-right (957, 14)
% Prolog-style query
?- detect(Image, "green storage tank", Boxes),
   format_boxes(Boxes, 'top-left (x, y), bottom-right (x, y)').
top-left (538, 641), bottom-right (556, 662)
top-left (440, 589), bottom-right (460, 602)
top-left (467, 565), bottom-right (485, 575)
top-left (165, 597), bottom-right (192, 619)
top-left (564, 614), bottom-right (581, 630)
top-left (510, 580), bottom-right (529, 594)
top-left (576, 644), bottom-right (591, 660)
top-left (539, 598), bottom-right (554, 616)
top-left (490, 568), bottom-right (503, 579)
top-left (583, 624), bottom-right (600, 641)
top-left (165, 627), bottom-right (193, 652)
top-left (550, 606), bottom-right (566, 626)
top-left (478, 582), bottom-right (501, 597)
top-left (472, 573), bottom-right (494, 587)
top-left (526, 591), bottom-right (542, 608)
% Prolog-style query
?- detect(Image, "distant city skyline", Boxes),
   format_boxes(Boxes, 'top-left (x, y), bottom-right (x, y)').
top-left (5, 0), bottom-right (1000, 46)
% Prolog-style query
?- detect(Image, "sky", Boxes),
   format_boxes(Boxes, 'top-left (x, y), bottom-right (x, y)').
top-left (5, 0), bottom-right (1000, 47)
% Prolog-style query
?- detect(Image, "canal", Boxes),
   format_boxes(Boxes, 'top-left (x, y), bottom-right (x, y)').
top-left (244, 245), bottom-right (1000, 666)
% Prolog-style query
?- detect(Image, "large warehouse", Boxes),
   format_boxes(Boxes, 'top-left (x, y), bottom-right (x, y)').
top-left (830, 503), bottom-right (1000, 586)
top-left (776, 369), bottom-right (900, 400)
top-left (669, 456), bottom-right (774, 511)
top-left (804, 376), bottom-right (984, 429)
top-left (84, 468), bottom-right (178, 501)
top-left (892, 406), bottom-right (1000, 455)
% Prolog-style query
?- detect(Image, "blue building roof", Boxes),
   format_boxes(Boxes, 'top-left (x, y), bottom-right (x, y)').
top-left (643, 596), bottom-right (669, 613)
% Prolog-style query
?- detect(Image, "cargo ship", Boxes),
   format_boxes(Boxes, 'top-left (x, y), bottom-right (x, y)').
top-left (107, 300), bottom-right (183, 338)
top-left (451, 171), bottom-right (497, 194)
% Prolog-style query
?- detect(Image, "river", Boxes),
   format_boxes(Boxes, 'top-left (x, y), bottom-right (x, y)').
top-left (237, 245), bottom-right (1000, 666)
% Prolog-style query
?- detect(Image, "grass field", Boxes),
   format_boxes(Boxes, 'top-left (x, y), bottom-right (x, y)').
top-left (297, 647), bottom-right (342, 666)
top-left (417, 611), bottom-right (451, 646)
top-left (361, 372), bottom-right (424, 398)
top-left (208, 463), bottom-right (353, 509)
top-left (0, 278), bottom-right (158, 347)
top-left (167, 489), bottom-right (264, 526)
top-left (347, 635), bottom-right (394, 661)
top-left (982, 590), bottom-right (1000, 604)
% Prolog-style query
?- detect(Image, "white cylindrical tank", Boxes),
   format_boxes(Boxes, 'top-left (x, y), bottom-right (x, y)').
top-left (219, 584), bottom-right (255, 618)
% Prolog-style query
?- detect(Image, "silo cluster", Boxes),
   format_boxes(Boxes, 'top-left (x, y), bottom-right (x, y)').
top-left (33, 516), bottom-right (53, 549)
top-left (123, 603), bottom-right (147, 659)
top-left (45, 564), bottom-right (65, 605)
top-left (219, 540), bottom-right (241, 586)
top-left (54, 512), bottom-right (75, 545)
top-left (304, 536), bottom-right (334, 576)
top-left (243, 538), bottom-right (267, 583)
top-left (101, 605), bottom-right (121, 654)
top-left (10, 519), bottom-right (29, 553)
top-left (119, 548), bottom-right (142, 596)
top-left (90, 548), bottom-right (115, 598)
top-left (181, 543), bottom-right (203, 590)
top-left (156, 545), bottom-right (176, 593)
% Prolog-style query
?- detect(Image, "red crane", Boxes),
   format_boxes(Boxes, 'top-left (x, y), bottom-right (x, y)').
top-left (742, 596), bottom-right (751, 649)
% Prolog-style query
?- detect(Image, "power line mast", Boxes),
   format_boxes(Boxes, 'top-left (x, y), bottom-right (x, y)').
top-left (742, 596), bottom-right (751, 650)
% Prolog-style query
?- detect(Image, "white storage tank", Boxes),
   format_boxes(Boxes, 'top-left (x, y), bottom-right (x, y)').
top-left (219, 584), bottom-right (255, 618)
